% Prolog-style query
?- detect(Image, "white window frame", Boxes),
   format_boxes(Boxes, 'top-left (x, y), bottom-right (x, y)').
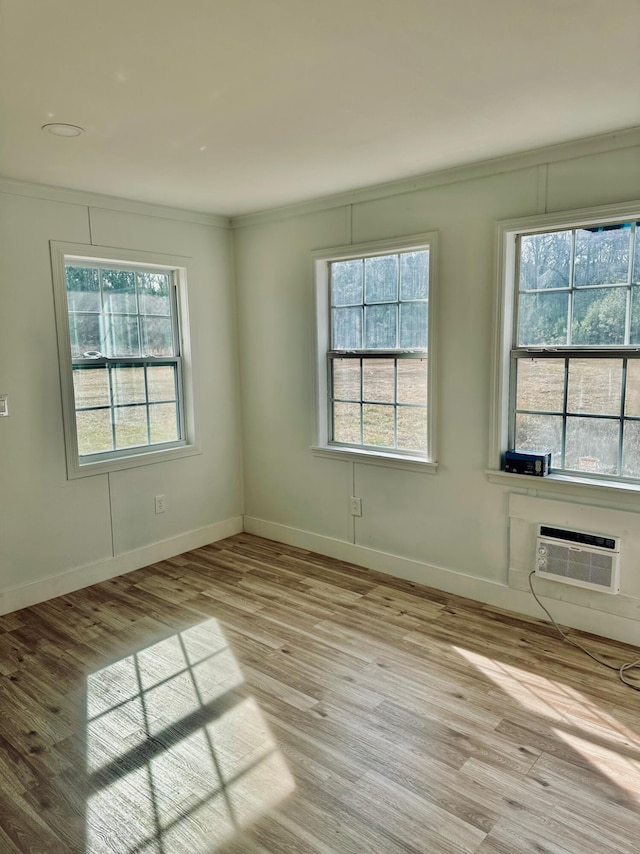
top-left (51, 242), bottom-right (200, 478)
top-left (312, 233), bottom-right (438, 473)
top-left (490, 200), bottom-right (640, 493)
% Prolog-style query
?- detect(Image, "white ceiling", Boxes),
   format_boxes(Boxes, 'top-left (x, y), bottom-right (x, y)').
top-left (1, 0), bottom-right (639, 216)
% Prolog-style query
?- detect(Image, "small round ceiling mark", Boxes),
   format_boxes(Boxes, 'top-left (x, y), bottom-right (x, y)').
top-left (42, 123), bottom-right (85, 137)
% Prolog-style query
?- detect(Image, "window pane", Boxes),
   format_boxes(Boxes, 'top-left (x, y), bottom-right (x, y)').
top-left (73, 367), bottom-right (109, 408)
top-left (572, 288), bottom-right (626, 346)
top-left (629, 286), bottom-right (640, 344)
top-left (149, 403), bottom-right (179, 444)
top-left (332, 307), bottom-right (362, 349)
top-left (114, 406), bottom-right (148, 449)
top-left (397, 359), bottom-right (427, 405)
top-left (399, 302), bottom-right (427, 349)
top-left (147, 365), bottom-right (177, 403)
top-left (364, 255), bottom-right (398, 303)
top-left (520, 231), bottom-right (571, 290)
top-left (102, 269), bottom-right (137, 313)
top-left (622, 421), bottom-right (640, 478)
top-left (363, 404), bottom-right (394, 447)
top-left (365, 305), bottom-right (397, 348)
top-left (397, 407), bottom-right (427, 452)
top-left (625, 360), bottom-right (640, 417)
top-left (142, 316), bottom-right (174, 356)
top-left (634, 225), bottom-right (640, 284)
top-left (363, 359), bottom-right (395, 403)
top-left (333, 402), bottom-right (361, 444)
top-left (76, 408), bottom-right (113, 456)
top-left (517, 292), bottom-right (568, 346)
top-left (323, 244), bottom-right (430, 459)
top-left (565, 417), bottom-right (619, 475)
top-left (516, 358), bottom-right (565, 412)
top-left (66, 266), bottom-right (100, 312)
top-left (574, 225), bottom-right (630, 286)
top-left (137, 272), bottom-right (170, 315)
top-left (567, 359), bottom-right (622, 416)
top-left (332, 358), bottom-right (360, 400)
top-left (68, 313), bottom-right (103, 358)
top-left (105, 315), bottom-right (141, 357)
top-left (331, 260), bottom-right (363, 306)
top-left (515, 414), bottom-right (562, 466)
top-left (400, 251), bottom-right (429, 300)
top-left (61, 256), bottom-right (184, 466)
top-left (112, 367), bottom-right (146, 405)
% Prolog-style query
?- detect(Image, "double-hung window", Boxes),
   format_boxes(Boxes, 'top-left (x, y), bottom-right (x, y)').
top-left (51, 243), bottom-right (196, 477)
top-left (313, 234), bottom-right (437, 468)
top-left (495, 203), bottom-right (640, 485)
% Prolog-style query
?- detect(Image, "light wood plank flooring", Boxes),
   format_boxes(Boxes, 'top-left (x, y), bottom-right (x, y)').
top-left (0, 533), bottom-right (638, 853)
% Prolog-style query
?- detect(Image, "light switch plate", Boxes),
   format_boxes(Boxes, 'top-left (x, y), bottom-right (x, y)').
top-left (0, 395), bottom-right (8, 416)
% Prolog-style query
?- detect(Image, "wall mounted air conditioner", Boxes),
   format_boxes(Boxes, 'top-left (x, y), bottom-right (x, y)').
top-left (535, 524), bottom-right (621, 594)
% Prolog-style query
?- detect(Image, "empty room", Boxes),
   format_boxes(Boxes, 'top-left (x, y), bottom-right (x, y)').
top-left (0, 1), bottom-right (639, 851)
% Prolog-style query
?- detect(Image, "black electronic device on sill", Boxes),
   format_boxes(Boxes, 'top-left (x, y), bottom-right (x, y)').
top-left (503, 450), bottom-right (551, 477)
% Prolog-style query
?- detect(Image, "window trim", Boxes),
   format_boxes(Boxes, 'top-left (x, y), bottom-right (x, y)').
top-left (50, 241), bottom-right (200, 478)
top-left (490, 200), bottom-right (640, 488)
top-left (312, 233), bottom-right (438, 470)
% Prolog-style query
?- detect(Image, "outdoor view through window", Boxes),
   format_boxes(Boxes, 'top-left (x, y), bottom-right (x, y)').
top-left (66, 262), bottom-right (182, 459)
top-left (513, 220), bottom-right (640, 480)
top-left (329, 249), bottom-right (429, 455)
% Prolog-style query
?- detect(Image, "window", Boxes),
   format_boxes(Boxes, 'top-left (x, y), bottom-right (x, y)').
top-left (51, 243), bottom-right (197, 477)
top-left (495, 203), bottom-right (640, 485)
top-left (313, 234), bottom-right (437, 467)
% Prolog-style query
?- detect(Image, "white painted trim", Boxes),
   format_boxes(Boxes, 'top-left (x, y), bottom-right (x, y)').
top-left (0, 517), bottom-right (243, 616)
top-left (494, 199), bottom-right (640, 237)
top-left (311, 233), bottom-right (438, 466)
top-left (50, 241), bottom-right (201, 479)
top-left (0, 177), bottom-right (231, 229)
top-left (311, 446), bottom-right (438, 474)
top-left (489, 199), bottom-right (640, 479)
top-left (4, 127), bottom-right (638, 228)
top-left (486, 469), bottom-right (640, 507)
top-left (488, 220), bottom-right (516, 470)
top-left (243, 516), bottom-right (640, 647)
top-left (231, 126), bottom-right (640, 229)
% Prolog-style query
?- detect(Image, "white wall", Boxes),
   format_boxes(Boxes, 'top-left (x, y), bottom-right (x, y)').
top-left (235, 142), bottom-right (640, 646)
top-left (2, 137), bottom-right (640, 647)
top-left (0, 187), bottom-right (243, 612)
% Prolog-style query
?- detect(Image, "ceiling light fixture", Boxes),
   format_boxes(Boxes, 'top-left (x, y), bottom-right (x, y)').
top-left (42, 123), bottom-right (85, 137)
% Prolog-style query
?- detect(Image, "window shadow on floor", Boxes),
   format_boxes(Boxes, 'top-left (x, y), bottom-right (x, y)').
top-left (83, 618), bottom-right (294, 853)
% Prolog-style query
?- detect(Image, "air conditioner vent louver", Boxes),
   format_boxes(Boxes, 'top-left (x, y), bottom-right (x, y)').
top-left (535, 524), bottom-right (620, 594)
top-left (539, 525), bottom-right (616, 551)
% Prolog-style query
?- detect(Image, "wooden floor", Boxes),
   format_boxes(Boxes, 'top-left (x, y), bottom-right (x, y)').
top-left (0, 534), bottom-right (639, 853)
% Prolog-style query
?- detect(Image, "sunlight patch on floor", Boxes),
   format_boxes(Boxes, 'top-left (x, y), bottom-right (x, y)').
top-left (454, 645), bottom-right (640, 806)
top-left (86, 619), bottom-right (295, 853)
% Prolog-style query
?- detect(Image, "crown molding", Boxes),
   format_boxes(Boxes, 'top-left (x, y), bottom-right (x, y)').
top-left (0, 177), bottom-right (231, 229)
top-left (3, 125), bottom-right (640, 230)
top-left (231, 125), bottom-right (640, 229)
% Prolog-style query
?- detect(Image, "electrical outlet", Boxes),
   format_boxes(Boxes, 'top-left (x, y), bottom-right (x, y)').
top-left (154, 494), bottom-right (166, 514)
top-left (350, 496), bottom-right (362, 516)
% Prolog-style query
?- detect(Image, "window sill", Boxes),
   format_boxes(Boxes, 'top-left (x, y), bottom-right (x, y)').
top-left (485, 468), bottom-right (640, 500)
top-left (312, 445), bottom-right (438, 474)
top-left (69, 443), bottom-right (201, 479)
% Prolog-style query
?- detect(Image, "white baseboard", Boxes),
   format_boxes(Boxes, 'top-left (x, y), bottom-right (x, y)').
top-left (0, 516), bottom-right (243, 616)
top-left (244, 516), bottom-right (640, 648)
